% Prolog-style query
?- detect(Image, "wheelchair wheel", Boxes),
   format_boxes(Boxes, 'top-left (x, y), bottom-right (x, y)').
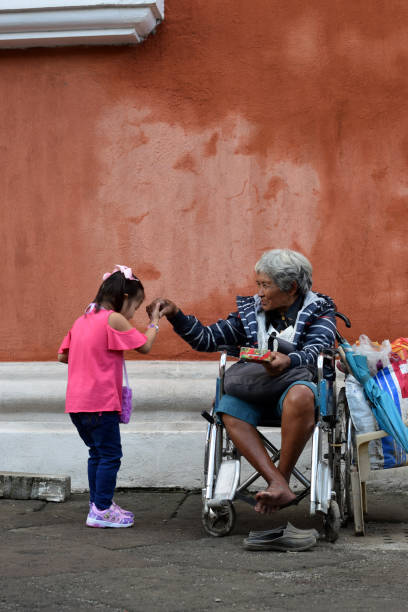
top-left (203, 422), bottom-right (223, 478)
top-left (201, 502), bottom-right (236, 537)
top-left (332, 387), bottom-right (353, 526)
top-left (324, 499), bottom-right (341, 542)
top-left (203, 421), bottom-right (236, 536)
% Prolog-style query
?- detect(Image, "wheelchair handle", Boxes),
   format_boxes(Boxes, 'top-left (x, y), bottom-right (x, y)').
top-left (335, 311), bottom-right (351, 328)
top-left (334, 311), bottom-right (351, 345)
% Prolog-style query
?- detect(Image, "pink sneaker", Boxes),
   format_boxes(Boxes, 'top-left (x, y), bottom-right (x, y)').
top-left (89, 501), bottom-right (134, 519)
top-left (112, 501), bottom-right (134, 519)
top-left (86, 503), bottom-right (134, 528)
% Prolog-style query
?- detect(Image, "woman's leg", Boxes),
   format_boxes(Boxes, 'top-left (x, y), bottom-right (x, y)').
top-left (221, 414), bottom-right (295, 514)
top-left (278, 384), bottom-right (316, 482)
top-left (252, 385), bottom-right (315, 512)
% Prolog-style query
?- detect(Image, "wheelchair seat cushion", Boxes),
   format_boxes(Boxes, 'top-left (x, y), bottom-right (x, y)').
top-left (216, 381), bottom-right (317, 428)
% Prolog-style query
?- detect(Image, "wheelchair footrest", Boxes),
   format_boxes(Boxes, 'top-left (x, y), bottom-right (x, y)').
top-left (207, 460), bottom-right (240, 508)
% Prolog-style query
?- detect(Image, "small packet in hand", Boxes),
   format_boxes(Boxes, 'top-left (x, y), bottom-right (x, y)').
top-left (240, 347), bottom-right (272, 362)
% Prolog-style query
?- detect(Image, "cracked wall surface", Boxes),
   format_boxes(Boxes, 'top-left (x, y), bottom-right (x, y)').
top-left (1, 0), bottom-right (408, 360)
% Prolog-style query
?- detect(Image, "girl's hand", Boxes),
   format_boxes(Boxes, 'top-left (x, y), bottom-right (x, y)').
top-left (149, 301), bottom-right (162, 323)
top-left (137, 302), bottom-right (162, 355)
top-left (58, 352), bottom-right (69, 364)
top-left (146, 298), bottom-right (161, 319)
top-left (147, 298), bottom-right (179, 319)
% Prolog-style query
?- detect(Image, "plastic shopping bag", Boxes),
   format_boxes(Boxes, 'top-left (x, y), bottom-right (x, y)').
top-left (345, 365), bottom-right (408, 470)
top-left (391, 337), bottom-right (408, 362)
top-left (345, 376), bottom-right (384, 470)
top-left (352, 334), bottom-right (392, 376)
top-left (373, 360), bottom-right (408, 426)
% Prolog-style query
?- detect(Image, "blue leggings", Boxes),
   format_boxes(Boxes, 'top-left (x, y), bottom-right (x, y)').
top-left (70, 412), bottom-right (122, 510)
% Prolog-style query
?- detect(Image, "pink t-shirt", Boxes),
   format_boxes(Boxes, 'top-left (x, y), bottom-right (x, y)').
top-left (58, 309), bottom-right (147, 413)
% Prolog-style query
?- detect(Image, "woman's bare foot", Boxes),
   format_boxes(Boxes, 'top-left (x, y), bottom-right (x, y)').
top-left (254, 482), bottom-right (296, 514)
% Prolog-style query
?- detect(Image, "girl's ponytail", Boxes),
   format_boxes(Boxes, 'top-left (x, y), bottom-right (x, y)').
top-left (92, 266), bottom-right (144, 313)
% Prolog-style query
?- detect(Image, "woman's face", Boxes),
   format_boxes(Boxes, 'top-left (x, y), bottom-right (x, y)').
top-left (256, 272), bottom-right (297, 312)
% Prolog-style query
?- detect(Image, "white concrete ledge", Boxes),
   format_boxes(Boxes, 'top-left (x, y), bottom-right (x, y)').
top-left (0, 420), bottom-right (208, 490)
top-left (0, 471), bottom-right (71, 501)
top-left (2, 361), bottom-right (401, 492)
top-left (0, 360), bottom-right (291, 490)
top-left (0, 360), bottom-right (222, 489)
top-left (0, 1), bottom-right (164, 48)
top-left (0, 416), bottom-right (288, 491)
top-left (0, 360), bottom-right (220, 414)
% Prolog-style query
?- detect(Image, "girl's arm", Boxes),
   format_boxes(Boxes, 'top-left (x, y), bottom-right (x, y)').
top-left (135, 311), bottom-right (160, 353)
top-left (58, 351), bottom-right (69, 363)
top-left (108, 303), bottom-right (161, 354)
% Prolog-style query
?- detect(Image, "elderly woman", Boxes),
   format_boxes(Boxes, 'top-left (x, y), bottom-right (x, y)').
top-left (150, 249), bottom-right (336, 514)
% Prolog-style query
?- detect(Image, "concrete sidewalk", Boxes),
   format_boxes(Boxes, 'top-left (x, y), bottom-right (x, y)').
top-left (2, 487), bottom-right (408, 611)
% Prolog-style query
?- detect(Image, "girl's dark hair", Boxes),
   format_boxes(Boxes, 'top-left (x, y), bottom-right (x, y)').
top-left (93, 271), bottom-right (144, 313)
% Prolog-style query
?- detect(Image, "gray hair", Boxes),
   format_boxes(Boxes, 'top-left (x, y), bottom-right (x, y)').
top-left (255, 249), bottom-right (313, 295)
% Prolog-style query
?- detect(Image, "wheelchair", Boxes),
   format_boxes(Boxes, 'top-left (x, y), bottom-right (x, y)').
top-left (201, 313), bottom-right (353, 542)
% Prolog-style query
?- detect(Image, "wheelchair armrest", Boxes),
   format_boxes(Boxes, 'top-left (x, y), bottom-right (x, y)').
top-left (317, 351), bottom-right (336, 384)
top-left (219, 351), bottom-right (227, 378)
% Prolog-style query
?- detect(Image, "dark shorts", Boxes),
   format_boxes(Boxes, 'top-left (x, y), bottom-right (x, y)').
top-left (215, 381), bottom-right (317, 428)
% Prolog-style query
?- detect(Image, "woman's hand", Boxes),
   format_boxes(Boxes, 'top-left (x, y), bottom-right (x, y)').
top-left (146, 298), bottom-right (179, 319)
top-left (260, 352), bottom-right (291, 376)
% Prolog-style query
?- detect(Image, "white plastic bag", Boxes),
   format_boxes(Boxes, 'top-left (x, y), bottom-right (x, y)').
top-left (344, 376), bottom-right (383, 470)
top-left (345, 375), bottom-right (378, 433)
top-left (351, 334), bottom-right (392, 376)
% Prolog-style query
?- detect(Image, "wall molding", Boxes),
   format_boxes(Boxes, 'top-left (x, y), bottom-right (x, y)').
top-left (0, 1), bottom-right (164, 49)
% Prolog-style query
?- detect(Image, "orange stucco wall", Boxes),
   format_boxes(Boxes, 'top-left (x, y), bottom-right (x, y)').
top-left (1, 0), bottom-right (407, 361)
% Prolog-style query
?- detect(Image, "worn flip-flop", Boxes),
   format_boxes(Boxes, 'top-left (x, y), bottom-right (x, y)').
top-left (243, 527), bottom-right (317, 551)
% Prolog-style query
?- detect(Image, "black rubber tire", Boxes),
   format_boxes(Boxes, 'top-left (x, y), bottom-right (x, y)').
top-left (324, 499), bottom-right (341, 542)
top-left (201, 502), bottom-right (236, 537)
top-left (332, 387), bottom-right (353, 526)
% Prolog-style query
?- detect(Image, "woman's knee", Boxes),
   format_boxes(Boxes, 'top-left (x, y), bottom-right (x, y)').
top-left (221, 412), bottom-right (239, 431)
top-left (221, 412), bottom-right (256, 433)
top-left (282, 385), bottom-right (315, 420)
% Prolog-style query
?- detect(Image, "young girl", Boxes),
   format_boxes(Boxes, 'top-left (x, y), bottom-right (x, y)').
top-left (58, 265), bottom-right (162, 528)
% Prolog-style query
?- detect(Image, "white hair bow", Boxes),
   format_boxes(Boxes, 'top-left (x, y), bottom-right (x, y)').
top-left (102, 265), bottom-right (138, 282)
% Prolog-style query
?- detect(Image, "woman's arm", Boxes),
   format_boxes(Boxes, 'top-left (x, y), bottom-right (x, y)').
top-left (147, 298), bottom-right (247, 352)
top-left (288, 313), bottom-right (337, 368)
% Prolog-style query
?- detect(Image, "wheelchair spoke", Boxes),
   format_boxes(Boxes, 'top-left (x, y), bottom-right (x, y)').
top-left (332, 387), bottom-right (353, 526)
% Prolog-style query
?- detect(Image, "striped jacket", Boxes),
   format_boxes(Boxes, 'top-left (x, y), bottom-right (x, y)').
top-left (170, 291), bottom-right (337, 370)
